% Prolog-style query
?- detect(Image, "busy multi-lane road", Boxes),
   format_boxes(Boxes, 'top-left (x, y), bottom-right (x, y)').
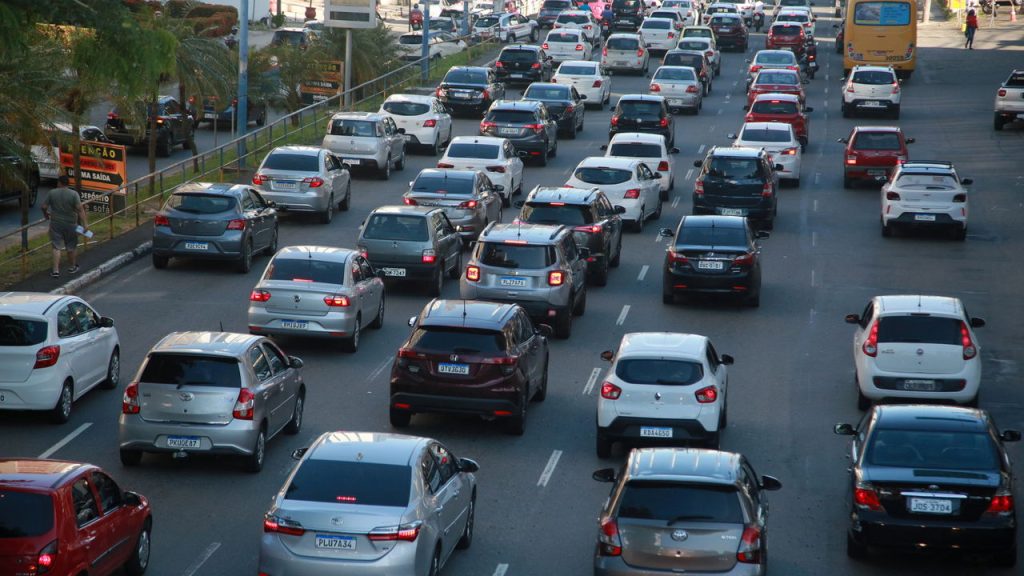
top-left (3, 8), bottom-right (1024, 576)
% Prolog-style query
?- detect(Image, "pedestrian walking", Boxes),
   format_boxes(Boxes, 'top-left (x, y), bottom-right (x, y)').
top-left (41, 174), bottom-right (89, 278)
top-left (965, 9), bottom-right (979, 49)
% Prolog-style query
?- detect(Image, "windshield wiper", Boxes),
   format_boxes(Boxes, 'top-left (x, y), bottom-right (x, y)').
top-left (655, 379), bottom-right (688, 385)
top-left (667, 515), bottom-right (714, 525)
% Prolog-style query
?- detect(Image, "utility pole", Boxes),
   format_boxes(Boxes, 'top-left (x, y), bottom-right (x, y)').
top-left (421, 1), bottom-right (431, 82)
top-left (345, 29), bottom-right (354, 108)
top-left (923, 0), bottom-right (932, 23)
top-left (462, 0), bottom-right (470, 37)
top-left (238, 0), bottom-right (250, 166)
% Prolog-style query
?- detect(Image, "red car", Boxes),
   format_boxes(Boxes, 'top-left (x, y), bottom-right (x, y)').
top-left (746, 69), bottom-right (805, 108)
top-left (708, 14), bottom-right (749, 51)
top-left (0, 459), bottom-right (152, 576)
top-left (838, 126), bottom-right (915, 188)
top-left (766, 22), bottom-right (806, 55)
top-left (745, 93), bottom-right (812, 147)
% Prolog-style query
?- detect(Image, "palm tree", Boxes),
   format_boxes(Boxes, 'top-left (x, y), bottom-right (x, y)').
top-left (321, 24), bottom-right (402, 87)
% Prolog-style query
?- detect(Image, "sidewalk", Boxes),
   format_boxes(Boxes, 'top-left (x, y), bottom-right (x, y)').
top-left (920, 1), bottom-right (1024, 51)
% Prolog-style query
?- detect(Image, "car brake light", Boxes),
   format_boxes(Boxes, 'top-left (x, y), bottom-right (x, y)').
top-left (107, 112), bottom-right (119, 120)
top-left (781, 147), bottom-right (798, 156)
top-left (598, 517), bottom-right (623, 555)
top-left (854, 483), bottom-right (882, 511)
top-left (480, 120), bottom-right (497, 130)
top-left (34, 345), bottom-right (60, 369)
top-left (846, 154), bottom-right (858, 165)
top-left (227, 219), bottom-right (246, 230)
top-left (233, 388), bottom-right (255, 420)
top-left (668, 31), bottom-right (675, 39)
top-left (960, 321), bottom-right (977, 360)
top-left (953, 193), bottom-right (966, 203)
top-left (637, 48), bottom-right (645, 57)
top-left (542, 42), bottom-right (550, 49)
top-left (252, 173), bottom-right (267, 185)
top-left (154, 214), bottom-right (170, 227)
top-left (610, 115), bottom-right (619, 126)
top-left (368, 522), bottom-right (422, 541)
top-left (987, 493), bottom-right (1014, 515)
top-left (323, 294), bottom-right (350, 307)
top-left (896, 154), bottom-right (906, 164)
top-left (481, 88), bottom-right (491, 100)
top-left (422, 249), bottom-right (437, 264)
top-left (457, 200), bottom-right (478, 209)
top-left (302, 177), bottom-right (324, 188)
top-left (846, 85), bottom-right (856, 93)
top-left (531, 62), bottom-right (542, 69)
top-left (891, 82), bottom-right (900, 94)
top-left (264, 515), bottom-right (306, 536)
top-left (695, 179), bottom-right (704, 197)
top-left (736, 525), bottom-right (762, 564)
top-left (667, 247), bottom-right (688, 265)
top-left (250, 289), bottom-right (271, 302)
top-left (548, 270), bottom-right (564, 286)
top-left (761, 182), bottom-right (773, 198)
top-left (122, 381), bottom-right (140, 414)
top-left (423, 119), bottom-right (437, 127)
top-left (600, 381), bottom-right (622, 400)
top-left (33, 540), bottom-right (56, 575)
top-left (437, 162), bottom-right (454, 168)
top-left (495, 61), bottom-right (504, 68)
top-left (602, 46), bottom-right (608, 56)
top-left (624, 188), bottom-right (640, 199)
top-left (786, 65), bottom-right (799, 71)
top-left (695, 385), bottom-right (718, 403)
top-left (650, 83), bottom-right (661, 92)
top-left (584, 24), bottom-right (592, 29)
top-left (466, 265), bottom-right (480, 281)
top-left (659, 117), bottom-right (669, 128)
top-left (657, 161), bottom-right (670, 172)
top-left (592, 79), bottom-right (603, 87)
top-left (733, 252), bottom-right (754, 266)
top-left (750, 65), bottom-right (762, 73)
top-left (686, 85), bottom-right (699, 93)
top-left (885, 191), bottom-right (900, 201)
top-left (574, 224), bottom-right (602, 234)
top-left (998, 89), bottom-right (1007, 97)
top-left (705, 50), bottom-right (714, 57)
top-left (403, 197), bottom-right (418, 206)
top-left (862, 320), bottom-right (879, 357)
top-left (524, 123), bottom-right (545, 133)
top-left (435, 87), bottom-right (444, 98)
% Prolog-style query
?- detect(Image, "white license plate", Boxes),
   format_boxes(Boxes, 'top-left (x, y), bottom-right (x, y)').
top-left (867, 169), bottom-right (888, 176)
top-left (861, 101), bottom-right (885, 108)
top-left (280, 320), bottom-right (308, 329)
top-left (167, 436), bottom-right (201, 449)
top-left (914, 214), bottom-right (937, 222)
top-left (668, 99), bottom-right (685, 106)
top-left (438, 362), bottom-right (470, 375)
top-left (499, 277), bottom-right (528, 287)
top-left (909, 497), bottom-right (953, 515)
top-left (273, 181), bottom-right (298, 191)
top-left (498, 128), bottom-right (520, 136)
top-left (184, 241), bottom-right (209, 250)
top-left (640, 426), bottom-right (673, 438)
top-left (382, 267), bottom-right (407, 277)
top-left (344, 159), bottom-right (362, 165)
top-left (315, 535), bottom-right (357, 550)
top-left (698, 260), bottom-right (725, 270)
top-left (452, 92), bottom-right (471, 99)
top-left (511, 73), bottom-right (525, 78)
top-left (902, 379), bottom-right (937, 391)
top-left (719, 208), bottom-right (744, 216)
top-left (613, 60), bottom-right (628, 66)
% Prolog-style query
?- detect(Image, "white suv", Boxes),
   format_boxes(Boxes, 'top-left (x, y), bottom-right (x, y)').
top-left (881, 161), bottom-right (972, 241)
top-left (845, 295), bottom-right (985, 410)
top-left (596, 332), bottom-right (734, 457)
top-left (842, 65), bottom-right (902, 119)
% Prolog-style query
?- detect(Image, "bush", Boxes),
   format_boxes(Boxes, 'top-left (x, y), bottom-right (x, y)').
top-left (164, 0), bottom-right (238, 21)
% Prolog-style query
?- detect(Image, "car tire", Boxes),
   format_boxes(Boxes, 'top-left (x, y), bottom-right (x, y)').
top-left (573, 287), bottom-right (587, 316)
top-left (379, 156), bottom-right (391, 180)
top-left (843, 176), bottom-right (853, 189)
top-left (846, 532), bottom-right (868, 559)
top-left (448, 251), bottom-right (462, 279)
top-left (370, 295), bottom-right (385, 329)
top-left (51, 380), bottom-right (73, 424)
top-left (841, 102), bottom-right (851, 118)
top-left (596, 433), bottom-right (612, 458)
top-left (100, 349), bottom-right (120, 390)
top-left (704, 431), bottom-right (721, 449)
top-left (396, 149), bottom-right (406, 171)
top-left (566, 121), bottom-right (577, 139)
top-left (156, 131), bottom-right (172, 158)
top-left (965, 391), bottom-right (980, 408)
top-left (428, 266), bottom-right (443, 297)
top-left (456, 492), bottom-right (476, 549)
top-left (152, 254), bottom-right (169, 269)
top-left (123, 522), bottom-right (151, 576)
top-left (343, 316), bottom-right (360, 353)
top-left (243, 429), bottom-right (266, 473)
top-left (321, 194), bottom-right (334, 224)
top-left (284, 392), bottom-right (304, 434)
top-left (340, 183), bottom-right (351, 211)
top-left (237, 239), bottom-right (253, 273)
top-left (532, 358), bottom-right (549, 402)
top-left (763, 218), bottom-right (774, 231)
top-left (890, 105), bottom-right (900, 120)
top-left (390, 407), bottom-right (412, 427)
top-left (857, 386), bottom-right (871, 411)
top-left (610, 237), bottom-right (622, 267)
top-left (267, 226), bottom-right (278, 254)
top-left (881, 220), bottom-right (892, 237)
top-left (554, 310), bottom-right (572, 339)
top-left (550, 139), bottom-right (558, 157)
top-left (994, 113), bottom-right (1006, 131)
top-left (119, 448), bottom-right (143, 467)
top-left (505, 389), bottom-right (527, 435)
top-left (427, 547), bottom-right (441, 576)
top-left (538, 143), bottom-right (549, 166)
top-left (745, 289), bottom-right (760, 307)
top-left (20, 174), bottom-right (39, 208)
top-left (591, 264), bottom-right (609, 287)
top-left (651, 198), bottom-right (662, 220)
top-left (955, 225), bottom-right (967, 241)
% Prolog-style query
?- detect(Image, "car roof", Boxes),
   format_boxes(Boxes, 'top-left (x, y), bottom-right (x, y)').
top-left (525, 82), bottom-right (570, 91)
top-left (607, 33), bottom-right (642, 40)
top-left (329, 111), bottom-right (386, 121)
top-left (617, 94), bottom-right (667, 103)
top-left (418, 298), bottom-right (518, 330)
top-left (852, 65), bottom-right (896, 73)
top-left (414, 168), bottom-right (478, 182)
top-left (681, 214), bottom-right (748, 229)
top-left (449, 135), bottom-right (506, 146)
top-left (548, 27), bottom-right (583, 35)
top-left (577, 156), bottom-right (645, 169)
top-left (619, 332), bottom-right (707, 357)
top-left (609, 132), bottom-right (668, 146)
top-left (277, 27), bottom-right (306, 33)
top-left (873, 405), bottom-right (989, 433)
top-left (448, 65), bottom-right (490, 73)
top-left (306, 431), bottom-right (427, 466)
top-left (481, 222), bottom-right (567, 244)
top-left (267, 145), bottom-right (323, 156)
top-left (752, 92), bottom-right (800, 103)
top-left (526, 185), bottom-right (601, 204)
top-left (756, 68), bottom-right (799, 79)
top-left (644, 16), bottom-right (678, 23)
top-left (369, 204), bottom-right (440, 217)
top-left (151, 331), bottom-right (261, 357)
top-left (171, 182), bottom-right (247, 197)
top-left (875, 294), bottom-right (963, 316)
top-left (0, 459), bottom-right (95, 490)
top-left (490, 99), bottom-right (545, 111)
top-left (684, 25), bottom-right (713, 31)
top-left (272, 245), bottom-right (355, 263)
top-left (0, 292), bottom-right (71, 315)
top-left (384, 94), bottom-right (436, 104)
top-left (754, 49), bottom-right (797, 58)
top-left (655, 65), bottom-right (698, 75)
top-left (710, 146), bottom-right (763, 158)
top-left (666, 49), bottom-right (706, 59)
top-left (625, 448), bottom-right (740, 485)
top-left (897, 161), bottom-right (955, 173)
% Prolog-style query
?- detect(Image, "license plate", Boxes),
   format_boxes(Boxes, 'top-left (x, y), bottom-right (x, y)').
top-left (719, 208), bottom-right (745, 216)
top-left (902, 379), bottom-right (937, 391)
top-left (343, 158), bottom-right (361, 165)
top-left (438, 362), bottom-right (470, 375)
top-left (280, 320), bottom-right (308, 329)
top-left (452, 91), bottom-right (471, 99)
top-left (613, 60), bottom-right (628, 66)
top-left (382, 267), bottom-right (407, 277)
top-left (498, 127), bottom-right (520, 136)
top-left (668, 99), bottom-right (684, 106)
top-left (273, 181), bottom-right (298, 191)
top-left (698, 260), bottom-right (725, 270)
top-left (914, 214), bottom-right (936, 222)
top-left (184, 241), bottom-right (209, 250)
top-left (499, 276), bottom-right (528, 287)
top-left (511, 73), bottom-right (525, 78)
top-left (909, 497), bottom-right (953, 515)
top-left (640, 426), bottom-right (673, 438)
top-left (867, 169), bottom-right (887, 176)
top-left (167, 436), bottom-right (201, 449)
top-left (315, 535), bottom-right (357, 550)
top-left (861, 101), bottom-right (884, 108)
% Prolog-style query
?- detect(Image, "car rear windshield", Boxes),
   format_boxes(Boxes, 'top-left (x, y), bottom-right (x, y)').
top-left (0, 490), bottom-right (53, 538)
top-left (543, 0), bottom-right (572, 8)
top-left (443, 69), bottom-right (487, 85)
top-left (447, 143), bottom-right (500, 159)
top-left (363, 214), bottom-right (429, 241)
top-left (286, 460), bottom-right (411, 507)
top-left (664, 53), bottom-right (702, 68)
top-left (557, 13), bottom-right (590, 23)
top-left (851, 132), bottom-right (902, 150)
top-left (756, 71), bottom-right (798, 85)
top-left (771, 24), bottom-right (802, 35)
top-left (485, 109), bottom-right (538, 124)
top-left (329, 119), bottom-right (376, 137)
top-left (408, 326), bottom-right (506, 354)
top-left (867, 430), bottom-right (998, 471)
top-left (478, 242), bottom-right (554, 269)
top-left (521, 203), bottom-right (593, 226)
top-left (676, 40), bottom-right (709, 51)
top-left (614, 0), bottom-right (642, 7)
top-left (399, 34), bottom-right (422, 45)
top-left (573, 167), bottom-right (632, 185)
top-left (618, 101), bottom-right (663, 118)
top-left (876, 315), bottom-right (962, 345)
top-left (609, 142), bottom-right (662, 157)
top-left (267, 258), bottom-right (346, 284)
top-left (895, 173), bottom-right (957, 187)
top-left (262, 153), bottom-right (319, 172)
top-left (500, 49), bottom-right (539, 62)
top-left (618, 481), bottom-right (743, 523)
top-left (0, 315), bottom-right (47, 346)
top-left (524, 85), bottom-right (570, 100)
top-left (1005, 71), bottom-right (1024, 87)
top-left (778, 13), bottom-right (808, 22)
top-left (707, 157), bottom-right (761, 179)
top-left (756, 52), bottom-right (795, 65)
top-left (558, 64), bottom-right (597, 75)
top-left (411, 175), bottom-right (475, 196)
top-left (852, 70), bottom-right (896, 85)
top-left (607, 37), bottom-right (640, 50)
top-left (684, 29), bottom-right (712, 38)
top-left (382, 101), bottom-right (431, 116)
top-left (751, 100), bottom-right (798, 114)
top-left (615, 359), bottom-right (704, 385)
top-left (547, 32), bottom-right (580, 42)
top-left (654, 67), bottom-right (696, 82)
top-left (711, 16), bottom-right (741, 25)
top-left (166, 193), bottom-right (236, 214)
top-left (740, 127), bottom-right (791, 143)
top-left (642, 19), bottom-right (673, 29)
top-left (140, 354), bottom-right (242, 388)
top-left (677, 225), bottom-right (747, 247)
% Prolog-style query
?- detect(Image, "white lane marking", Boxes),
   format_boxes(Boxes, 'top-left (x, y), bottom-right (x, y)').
top-left (724, 93), bottom-right (731, 100)
top-left (716, 108), bottom-right (723, 115)
top-left (811, 269), bottom-right (817, 287)
top-left (365, 357), bottom-right (392, 383)
top-left (638, 264), bottom-right (649, 281)
top-left (825, 73), bottom-right (830, 81)
top-left (493, 564), bottom-right (510, 576)
top-left (685, 168), bottom-right (694, 180)
top-left (813, 199), bottom-right (819, 212)
top-left (671, 196), bottom-right (680, 208)
top-left (537, 450), bottom-right (563, 487)
top-left (562, 167), bottom-right (572, 176)
top-left (809, 307), bottom-right (816, 325)
top-left (812, 231), bottom-right (817, 247)
top-left (697, 144), bottom-right (706, 154)
top-left (583, 367), bottom-right (602, 395)
top-left (824, 86), bottom-right (829, 95)
top-left (616, 304), bottom-right (631, 325)
top-left (824, 100), bottom-right (829, 108)
top-left (814, 172), bottom-right (821, 185)
top-left (654, 232), bottom-right (663, 242)
top-left (182, 542), bottom-right (221, 576)
top-left (38, 422), bottom-right (92, 459)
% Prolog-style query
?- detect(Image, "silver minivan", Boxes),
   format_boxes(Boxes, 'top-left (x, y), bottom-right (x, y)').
top-left (358, 205), bottom-right (463, 297)
top-left (118, 331), bottom-right (305, 473)
top-left (322, 112), bottom-right (407, 180)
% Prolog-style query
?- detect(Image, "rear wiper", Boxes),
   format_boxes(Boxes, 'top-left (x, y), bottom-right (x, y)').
top-left (667, 515), bottom-right (714, 525)
top-left (452, 347), bottom-right (480, 355)
top-left (655, 379), bottom-right (687, 385)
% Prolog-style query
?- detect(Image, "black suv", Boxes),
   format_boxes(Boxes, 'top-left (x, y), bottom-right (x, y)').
top-left (515, 186), bottom-right (625, 286)
top-left (692, 147), bottom-right (781, 229)
top-left (610, 94), bottom-right (675, 147)
top-left (105, 95), bottom-right (194, 157)
top-left (0, 155), bottom-right (40, 209)
top-left (611, 0), bottom-right (646, 30)
top-left (495, 45), bottom-right (554, 85)
top-left (389, 299), bottom-right (552, 435)
top-left (521, 82), bottom-right (586, 138)
top-left (437, 66), bottom-right (506, 116)
top-left (480, 100), bottom-right (559, 165)
top-left (663, 50), bottom-right (713, 95)
top-left (659, 215), bottom-right (768, 307)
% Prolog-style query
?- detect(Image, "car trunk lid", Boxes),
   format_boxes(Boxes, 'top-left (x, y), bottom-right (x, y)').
top-left (260, 280), bottom-right (340, 317)
top-left (865, 466), bottom-right (1001, 522)
top-left (137, 353), bottom-right (242, 425)
top-left (619, 519), bottom-right (742, 571)
top-left (167, 210), bottom-right (234, 237)
top-left (275, 501), bottom-right (407, 562)
top-left (322, 134), bottom-right (378, 156)
top-left (873, 315), bottom-right (967, 374)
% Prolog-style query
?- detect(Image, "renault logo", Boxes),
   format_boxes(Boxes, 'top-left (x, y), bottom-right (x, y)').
top-left (179, 392), bottom-right (195, 401)
top-left (450, 354), bottom-right (459, 362)
top-left (671, 529), bottom-right (688, 541)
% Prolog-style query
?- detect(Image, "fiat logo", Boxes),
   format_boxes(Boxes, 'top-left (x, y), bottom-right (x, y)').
top-left (671, 529), bottom-right (688, 541)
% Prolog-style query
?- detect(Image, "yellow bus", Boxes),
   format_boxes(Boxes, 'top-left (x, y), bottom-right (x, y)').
top-left (841, 0), bottom-right (917, 79)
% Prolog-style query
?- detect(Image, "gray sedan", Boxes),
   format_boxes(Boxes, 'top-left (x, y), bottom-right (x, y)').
top-left (248, 246), bottom-right (385, 352)
top-left (403, 169), bottom-right (502, 242)
top-left (252, 145), bottom-right (352, 224)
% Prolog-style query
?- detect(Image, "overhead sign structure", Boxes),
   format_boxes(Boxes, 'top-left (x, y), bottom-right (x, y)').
top-left (59, 140), bottom-right (128, 214)
top-left (325, 0), bottom-right (379, 29)
top-left (300, 60), bottom-right (345, 105)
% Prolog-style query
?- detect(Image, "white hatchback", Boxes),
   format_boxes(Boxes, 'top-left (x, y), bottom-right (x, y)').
top-left (0, 293), bottom-right (120, 423)
top-left (880, 161), bottom-right (972, 240)
top-left (553, 60), bottom-right (612, 109)
top-left (639, 18), bottom-right (679, 52)
top-left (595, 332), bottom-right (734, 457)
top-left (842, 65), bottom-right (902, 119)
top-left (554, 9), bottom-right (600, 43)
top-left (565, 156), bottom-right (663, 231)
top-left (649, 65), bottom-right (703, 114)
top-left (379, 94), bottom-right (453, 155)
top-left (730, 121), bottom-right (802, 185)
top-left (543, 28), bottom-right (593, 62)
top-left (604, 131), bottom-right (676, 198)
top-left (846, 295), bottom-right (985, 409)
top-left (438, 136), bottom-right (524, 205)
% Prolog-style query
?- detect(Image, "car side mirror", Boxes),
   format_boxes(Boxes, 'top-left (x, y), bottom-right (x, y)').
top-left (844, 314), bottom-right (861, 324)
top-left (834, 423), bottom-right (856, 436)
top-left (1000, 430), bottom-right (1022, 442)
top-left (580, 94), bottom-right (588, 100)
top-left (536, 324), bottom-right (554, 337)
top-left (804, 106), bottom-right (814, 112)
top-left (599, 144), bottom-right (608, 151)
top-left (267, 200), bottom-right (278, 208)
top-left (961, 178), bottom-right (973, 185)
top-left (593, 468), bottom-right (617, 483)
top-left (970, 317), bottom-right (985, 328)
top-left (905, 138), bottom-right (915, 144)
top-left (670, 147), bottom-right (679, 154)
top-left (755, 230), bottom-right (770, 239)
top-left (659, 227), bottom-right (674, 237)
top-left (288, 356), bottom-right (304, 369)
top-left (692, 160), bottom-right (702, 168)
top-left (775, 163), bottom-right (784, 171)
top-left (99, 316), bottom-right (115, 328)
top-left (760, 475), bottom-right (782, 491)
top-left (493, 185), bottom-right (505, 192)
top-left (836, 138), bottom-right (848, 144)
top-left (600, 350), bottom-right (614, 361)
top-left (291, 447), bottom-right (309, 460)
top-left (123, 491), bottom-right (142, 506)
top-left (459, 457), bottom-right (481, 472)
top-left (513, 200), bottom-right (526, 208)
top-left (408, 316), bottom-right (418, 327)
top-left (720, 354), bottom-right (734, 365)
top-left (653, 172), bottom-right (663, 179)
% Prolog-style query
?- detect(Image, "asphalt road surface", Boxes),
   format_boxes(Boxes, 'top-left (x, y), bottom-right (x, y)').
top-left (3, 10), bottom-right (1024, 576)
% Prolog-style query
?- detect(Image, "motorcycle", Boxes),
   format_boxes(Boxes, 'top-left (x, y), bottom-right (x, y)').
top-left (601, 19), bottom-right (612, 39)
top-left (752, 11), bottom-right (764, 31)
top-left (801, 41), bottom-right (818, 80)
top-left (409, 8), bottom-right (423, 30)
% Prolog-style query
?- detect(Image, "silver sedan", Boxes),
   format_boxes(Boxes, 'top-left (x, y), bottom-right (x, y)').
top-left (252, 145), bottom-right (352, 224)
top-left (403, 169), bottom-right (502, 242)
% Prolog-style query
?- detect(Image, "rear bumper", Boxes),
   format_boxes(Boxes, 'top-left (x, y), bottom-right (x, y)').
top-left (608, 126), bottom-right (670, 141)
top-left (664, 268), bottom-right (758, 296)
top-left (598, 415), bottom-right (718, 441)
top-left (0, 371), bottom-right (66, 411)
top-left (884, 211), bottom-right (966, 227)
top-left (849, 515), bottom-right (1016, 553)
top-left (367, 260), bottom-right (437, 281)
top-left (595, 554), bottom-right (762, 576)
top-left (389, 387), bottom-right (522, 418)
top-left (247, 307), bottom-right (357, 338)
top-left (845, 98), bottom-right (899, 110)
top-left (256, 188), bottom-right (332, 213)
top-left (496, 70), bottom-right (545, 84)
top-left (844, 165), bottom-right (897, 182)
top-left (152, 230), bottom-right (245, 260)
top-left (439, 97), bottom-right (491, 112)
top-left (118, 414), bottom-right (261, 456)
top-left (856, 364), bottom-right (979, 403)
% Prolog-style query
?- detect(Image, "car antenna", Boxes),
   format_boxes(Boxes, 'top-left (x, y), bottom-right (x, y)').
top-left (463, 299), bottom-right (468, 319)
top-left (219, 321), bottom-right (224, 332)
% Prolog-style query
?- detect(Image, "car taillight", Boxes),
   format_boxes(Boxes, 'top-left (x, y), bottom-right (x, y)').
top-left (34, 345), bottom-right (60, 369)
top-left (650, 83), bottom-right (661, 92)
top-left (736, 525), bottom-right (762, 564)
top-left (368, 522), bottom-right (422, 542)
top-left (574, 224), bottom-right (602, 234)
top-left (705, 50), bottom-right (714, 58)
top-left (891, 82), bottom-right (900, 94)
top-left (250, 289), bottom-right (271, 302)
top-left (584, 24), bottom-right (592, 30)
top-left (637, 48), bottom-right (645, 57)
top-left (598, 517), bottom-right (622, 555)
top-left (750, 65), bottom-right (762, 73)
top-left (154, 214), bottom-right (170, 227)
top-left (667, 247), bottom-right (688, 265)
top-left (694, 179), bottom-right (704, 197)
top-left (781, 147), bottom-right (798, 156)
top-left (403, 197), bottom-right (418, 206)
top-left (998, 89), bottom-right (1007, 97)
top-left (423, 119), bottom-right (437, 127)
top-left (659, 117), bottom-right (669, 128)
top-left (548, 270), bottom-right (564, 286)
top-left (846, 154), bottom-right (858, 165)
top-left (953, 193), bottom-right (966, 203)
top-left (524, 123), bottom-right (545, 133)
top-left (602, 46), bottom-right (608, 56)
top-left (495, 61), bottom-right (504, 68)
top-left (853, 483), bottom-right (882, 511)
top-left (252, 173), bottom-right (268, 185)
top-left (457, 200), bottom-right (478, 209)
top-left (808, 53), bottom-right (816, 61)
top-left (624, 189), bottom-right (640, 199)
top-left (761, 182), bottom-right (773, 198)
top-left (264, 515), bottom-right (306, 536)
top-left (593, 79), bottom-right (603, 87)
top-left (107, 112), bottom-right (119, 120)
top-left (862, 320), bottom-right (879, 357)
top-left (695, 385), bottom-right (718, 403)
top-left (233, 388), bottom-right (255, 420)
top-left (302, 177), bottom-right (324, 188)
top-left (437, 162), bottom-right (454, 168)
top-left (122, 382), bottom-right (140, 414)
top-left (986, 493), bottom-right (1014, 515)
top-left (846, 85), bottom-right (856, 93)
top-left (895, 154), bottom-right (907, 164)
top-left (226, 219), bottom-right (246, 230)
top-left (32, 540), bottom-right (57, 575)
top-left (542, 42), bottom-right (550, 49)
top-left (610, 115), bottom-right (619, 126)
top-left (885, 191), bottom-right (901, 201)
top-left (436, 87), bottom-right (446, 98)
top-left (466, 265), bottom-right (480, 281)
top-left (531, 62), bottom-right (542, 69)
top-left (480, 120), bottom-right (497, 130)
top-left (422, 249), bottom-right (437, 264)
top-left (733, 252), bottom-right (754, 266)
top-left (960, 321), bottom-right (977, 360)
top-left (668, 31), bottom-right (675, 39)
top-left (323, 294), bottom-right (350, 307)
top-left (481, 89), bottom-right (490, 100)
top-left (565, 105), bottom-right (575, 115)
top-left (686, 85), bottom-right (698, 93)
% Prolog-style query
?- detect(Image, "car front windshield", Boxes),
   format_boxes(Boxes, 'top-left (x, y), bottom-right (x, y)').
top-left (867, 430), bottom-right (998, 471)
top-left (476, 16), bottom-right (500, 27)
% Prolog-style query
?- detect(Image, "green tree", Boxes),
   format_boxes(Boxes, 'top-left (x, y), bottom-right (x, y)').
top-left (253, 44), bottom-right (330, 122)
top-left (321, 24), bottom-right (401, 86)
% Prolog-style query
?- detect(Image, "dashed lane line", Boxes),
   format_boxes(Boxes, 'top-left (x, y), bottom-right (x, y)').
top-left (616, 304), bottom-right (631, 325)
top-left (38, 422), bottom-right (92, 459)
top-left (638, 264), bottom-right (649, 281)
top-left (537, 450), bottom-right (563, 487)
top-left (583, 367), bottom-right (602, 395)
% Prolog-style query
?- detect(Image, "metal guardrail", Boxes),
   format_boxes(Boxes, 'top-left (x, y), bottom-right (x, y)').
top-left (0, 34), bottom-right (498, 284)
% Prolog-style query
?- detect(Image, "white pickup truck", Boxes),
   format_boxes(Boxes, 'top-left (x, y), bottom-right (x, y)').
top-left (994, 69), bottom-right (1024, 131)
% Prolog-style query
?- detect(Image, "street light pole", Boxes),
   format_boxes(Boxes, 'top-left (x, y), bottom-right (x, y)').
top-left (421, 1), bottom-right (431, 82)
top-left (238, 0), bottom-right (250, 167)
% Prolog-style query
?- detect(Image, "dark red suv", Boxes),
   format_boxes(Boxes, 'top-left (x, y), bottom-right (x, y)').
top-left (839, 126), bottom-right (914, 188)
top-left (389, 299), bottom-right (551, 435)
top-left (766, 23), bottom-right (806, 56)
top-left (0, 459), bottom-right (152, 576)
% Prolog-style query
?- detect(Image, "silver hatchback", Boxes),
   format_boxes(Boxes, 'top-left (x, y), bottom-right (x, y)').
top-left (403, 169), bottom-right (503, 242)
top-left (253, 146), bottom-right (352, 224)
top-left (117, 331), bottom-right (305, 473)
top-left (357, 206), bottom-right (463, 297)
top-left (259, 431), bottom-right (479, 576)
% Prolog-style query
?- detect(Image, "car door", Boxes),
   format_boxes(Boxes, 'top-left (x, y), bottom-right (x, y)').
top-left (90, 471), bottom-right (136, 571)
top-left (248, 344), bottom-right (283, 432)
top-left (705, 340), bottom-right (728, 397)
top-left (321, 152), bottom-right (340, 199)
top-left (562, 236), bottom-right (587, 291)
top-left (55, 303), bottom-right (90, 395)
top-left (739, 459), bottom-right (769, 537)
top-left (434, 100), bottom-right (453, 142)
top-left (70, 475), bottom-right (108, 573)
top-left (429, 442), bottom-right (468, 560)
top-left (69, 302), bottom-right (108, 389)
top-left (636, 163), bottom-right (658, 214)
top-left (262, 340), bottom-right (298, 435)
top-left (570, 86), bottom-right (585, 124)
top-left (385, 117), bottom-right (404, 159)
top-left (540, 107), bottom-right (557, 143)
top-left (504, 141), bottom-right (524, 190)
top-left (478, 176), bottom-right (500, 222)
top-left (248, 189), bottom-right (274, 250)
top-left (852, 299), bottom-right (874, 367)
top-left (488, 69), bottom-right (505, 101)
top-left (355, 255), bottom-right (383, 321)
top-left (517, 310), bottom-right (544, 386)
top-left (437, 213), bottom-right (461, 268)
top-left (596, 194), bottom-right (622, 254)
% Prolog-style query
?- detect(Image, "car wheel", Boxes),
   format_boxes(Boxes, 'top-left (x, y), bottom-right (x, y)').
top-left (20, 175), bottom-right (39, 208)
top-left (841, 102), bottom-right (851, 118)
top-left (505, 389), bottom-right (527, 435)
top-left (156, 132), bottom-right (172, 158)
top-left (119, 448), bottom-right (143, 466)
top-left (554, 310), bottom-right (572, 339)
top-left (763, 217), bottom-right (774, 231)
top-left (390, 408), bottom-right (411, 428)
top-left (994, 546), bottom-right (1017, 568)
top-left (846, 532), bottom-right (868, 559)
top-left (857, 386), bottom-right (871, 411)
top-left (243, 429), bottom-right (266, 473)
top-left (843, 176), bottom-right (853, 189)
top-left (663, 289), bottom-right (676, 305)
top-left (237, 239), bottom-right (253, 273)
top-left (596, 433), bottom-right (612, 458)
top-left (890, 105), bottom-right (900, 120)
top-left (448, 251), bottom-right (462, 279)
top-left (123, 522), bottom-right (151, 576)
top-left (396, 149), bottom-right (406, 171)
top-left (631, 210), bottom-right (644, 233)
top-left (502, 192), bottom-right (511, 207)
top-left (549, 139), bottom-right (558, 157)
top-left (532, 358), bottom-right (549, 402)
top-left (340, 183), bottom-right (351, 211)
top-left (379, 156), bottom-right (392, 180)
top-left (573, 287), bottom-right (587, 316)
top-left (610, 237), bottom-right (622, 267)
top-left (343, 316), bottom-right (360, 353)
top-left (881, 220), bottom-right (892, 237)
top-left (152, 254), bottom-right (169, 269)
top-left (745, 290), bottom-right (760, 307)
top-left (704, 431), bottom-right (720, 449)
top-left (267, 226), bottom-right (278, 254)
top-left (965, 391), bottom-right (979, 408)
top-left (955, 225), bottom-right (967, 241)
top-left (651, 198), bottom-right (662, 220)
top-left (370, 295), bottom-right (385, 329)
top-left (591, 264), bottom-right (609, 287)
top-left (284, 392), bottom-right (304, 434)
top-left (994, 113), bottom-right (1006, 131)
top-left (427, 547), bottom-right (441, 576)
top-left (321, 194), bottom-right (334, 224)
top-left (456, 492), bottom-right (476, 549)
top-left (428, 266), bottom-right (443, 297)
top-left (538, 143), bottom-right (549, 166)
top-left (566, 121), bottom-right (577, 139)
top-left (100, 349), bottom-right (120, 390)
top-left (51, 380), bottom-right (73, 424)
top-left (433, 136), bottom-right (443, 155)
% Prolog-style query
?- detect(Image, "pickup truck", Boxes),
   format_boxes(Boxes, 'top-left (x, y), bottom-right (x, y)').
top-left (994, 69), bottom-right (1024, 130)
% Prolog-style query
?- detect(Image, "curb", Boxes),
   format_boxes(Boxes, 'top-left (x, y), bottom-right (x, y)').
top-left (49, 242), bottom-right (153, 296)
